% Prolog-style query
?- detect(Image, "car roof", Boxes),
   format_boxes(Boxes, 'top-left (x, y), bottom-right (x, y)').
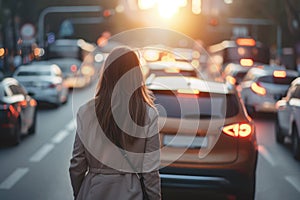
top-left (0, 77), bottom-right (19, 86)
top-left (146, 76), bottom-right (231, 94)
top-left (223, 63), bottom-right (250, 74)
top-left (16, 63), bottom-right (60, 71)
top-left (146, 61), bottom-right (196, 71)
top-left (246, 65), bottom-right (299, 77)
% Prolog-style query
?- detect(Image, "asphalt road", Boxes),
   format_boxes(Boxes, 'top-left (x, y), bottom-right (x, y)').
top-left (0, 81), bottom-right (300, 200)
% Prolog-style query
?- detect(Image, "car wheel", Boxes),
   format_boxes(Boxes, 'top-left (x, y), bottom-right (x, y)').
top-left (292, 125), bottom-right (300, 160)
top-left (275, 119), bottom-right (284, 144)
top-left (11, 119), bottom-right (21, 145)
top-left (28, 110), bottom-right (37, 134)
top-left (236, 177), bottom-right (255, 200)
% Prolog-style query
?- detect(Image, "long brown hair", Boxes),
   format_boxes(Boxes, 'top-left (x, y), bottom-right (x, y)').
top-left (95, 46), bottom-right (154, 147)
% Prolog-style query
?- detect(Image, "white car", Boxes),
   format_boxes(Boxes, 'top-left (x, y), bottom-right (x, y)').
top-left (142, 61), bottom-right (199, 78)
top-left (47, 58), bottom-right (91, 88)
top-left (13, 63), bottom-right (69, 106)
top-left (239, 65), bottom-right (299, 115)
top-left (275, 77), bottom-right (300, 160)
top-left (223, 63), bottom-right (253, 85)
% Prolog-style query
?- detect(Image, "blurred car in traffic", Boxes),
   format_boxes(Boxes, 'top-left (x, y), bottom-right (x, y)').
top-left (142, 61), bottom-right (199, 78)
top-left (13, 63), bottom-right (69, 107)
top-left (275, 77), bottom-right (300, 160)
top-left (47, 58), bottom-right (92, 88)
top-left (223, 63), bottom-right (252, 85)
top-left (239, 65), bottom-right (299, 115)
top-left (0, 77), bottom-right (37, 145)
top-left (146, 75), bottom-right (258, 199)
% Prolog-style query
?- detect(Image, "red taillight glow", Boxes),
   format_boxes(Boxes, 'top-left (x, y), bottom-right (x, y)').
top-left (226, 75), bottom-right (236, 85)
top-left (251, 82), bottom-right (266, 96)
top-left (29, 99), bottom-right (37, 107)
top-left (236, 38), bottom-right (256, 46)
top-left (222, 123), bottom-right (252, 138)
top-left (240, 58), bottom-right (253, 67)
top-left (20, 100), bottom-right (27, 107)
top-left (273, 70), bottom-right (286, 78)
top-left (70, 64), bottom-right (77, 72)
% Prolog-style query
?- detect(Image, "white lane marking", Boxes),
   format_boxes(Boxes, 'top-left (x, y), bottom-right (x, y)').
top-left (258, 145), bottom-right (276, 166)
top-left (29, 143), bottom-right (54, 162)
top-left (0, 168), bottom-right (29, 190)
top-left (51, 130), bottom-right (70, 144)
top-left (285, 176), bottom-right (300, 193)
top-left (66, 119), bottom-right (76, 131)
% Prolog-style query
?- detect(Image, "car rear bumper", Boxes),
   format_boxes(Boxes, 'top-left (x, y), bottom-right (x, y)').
top-left (159, 167), bottom-right (255, 195)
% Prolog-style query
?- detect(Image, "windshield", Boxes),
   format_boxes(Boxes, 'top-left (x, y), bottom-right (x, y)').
top-left (153, 90), bottom-right (239, 119)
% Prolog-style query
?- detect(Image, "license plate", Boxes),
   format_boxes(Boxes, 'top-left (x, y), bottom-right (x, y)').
top-left (163, 135), bottom-right (208, 148)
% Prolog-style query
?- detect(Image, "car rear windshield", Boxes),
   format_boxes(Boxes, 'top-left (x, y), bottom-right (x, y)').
top-left (16, 71), bottom-right (51, 76)
top-left (258, 75), bottom-right (296, 85)
top-left (153, 90), bottom-right (239, 119)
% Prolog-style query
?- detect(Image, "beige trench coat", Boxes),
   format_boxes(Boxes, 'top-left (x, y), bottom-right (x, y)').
top-left (69, 99), bottom-right (161, 200)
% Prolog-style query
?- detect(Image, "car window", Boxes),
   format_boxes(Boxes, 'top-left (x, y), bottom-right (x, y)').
top-left (9, 84), bottom-right (25, 95)
top-left (153, 91), bottom-right (239, 118)
top-left (16, 71), bottom-right (51, 76)
top-left (258, 75), bottom-right (297, 85)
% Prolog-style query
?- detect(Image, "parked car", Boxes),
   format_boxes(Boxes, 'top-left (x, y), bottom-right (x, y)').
top-left (275, 77), bottom-right (300, 160)
top-left (239, 65), bottom-right (299, 115)
top-left (142, 61), bottom-right (199, 78)
top-left (13, 63), bottom-right (69, 106)
top-left (0, 77), bottom-right (37, 145)
top-left (146, 75), bottom-right (258, 199)
top-left (47, 58), bottom-right (92, 88)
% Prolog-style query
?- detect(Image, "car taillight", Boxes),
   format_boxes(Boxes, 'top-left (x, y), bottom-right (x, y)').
top-left (70, 64), bottom-right (77, 73)
top-left (240, 58), bottom-right (253, 67)
top-left (273, 70), bottom-right (286, 78)
top-left (226, 75), bottom-right (236, 85)
top-left (164, 68), bottom-right (180, 73)
top-left (0, 104), bottom-right (18, 118)
top-left (48, 83), bottom-right (57, 88)
top-left (29, 99), bottom-right (37, 107)
top-left (222, 123), bottom-right (253, 138)
top-left (251, 82), bottom-right (266, 96)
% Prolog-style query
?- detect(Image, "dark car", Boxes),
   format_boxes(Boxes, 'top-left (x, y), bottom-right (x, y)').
top-left (0, 78), bottom-right (37, 145)
top-left (146, 75), bottom-right (258, 199)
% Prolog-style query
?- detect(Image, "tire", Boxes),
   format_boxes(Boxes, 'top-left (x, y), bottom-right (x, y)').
top-left (292, 125), bottom-right (300, 160)
top-left (28, 110), bottom-right (37, 134)
top-left (11, 119), bottom-right (21, 145)
top-left (275, 119), bottom-right (284, 144)
top-left (236, 177), bottom-right (256, 200)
